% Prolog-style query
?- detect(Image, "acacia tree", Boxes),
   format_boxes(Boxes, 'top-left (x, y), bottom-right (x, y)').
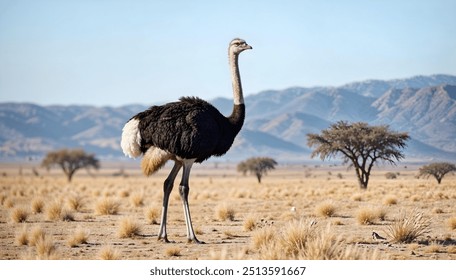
top-left (237, 157), bottom-right (278, 183)
top-left (418, 162), bottom-right (456, 184)
top-left (307, 121), bottom-right (409, 189)
top-left (42, 148), bottom-right (100, 182)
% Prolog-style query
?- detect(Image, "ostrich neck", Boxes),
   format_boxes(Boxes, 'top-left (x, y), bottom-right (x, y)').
top-left (229, 53), bottom-right (244, 105)
top-left (227, 52), bottom-right (245, 132)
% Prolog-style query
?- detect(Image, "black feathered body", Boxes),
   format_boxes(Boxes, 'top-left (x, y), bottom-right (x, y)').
top-left (133, 97), bottom-right (245, 163)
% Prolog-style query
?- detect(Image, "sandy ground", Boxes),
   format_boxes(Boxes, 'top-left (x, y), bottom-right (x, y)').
top-left (1, 162), bottom-right (455, 260)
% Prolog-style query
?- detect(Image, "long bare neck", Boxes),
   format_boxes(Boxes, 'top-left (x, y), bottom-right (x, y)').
top-left (229, 52), bottom-right (244, 105)
top-left (227, 51), bottom-right (245, 131)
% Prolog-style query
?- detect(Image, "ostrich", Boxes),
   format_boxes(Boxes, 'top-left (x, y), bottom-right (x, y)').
top-left (120, 38), bottom-right (252, 243)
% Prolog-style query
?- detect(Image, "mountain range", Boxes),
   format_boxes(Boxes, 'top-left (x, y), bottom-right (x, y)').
top-left (1, 74), bottom-right (456, 163)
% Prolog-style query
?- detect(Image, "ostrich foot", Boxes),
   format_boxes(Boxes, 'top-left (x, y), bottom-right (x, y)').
top-left (158, 236), bottom-right (175, 243)
top-left (188, 238), bottom-right (205, 244)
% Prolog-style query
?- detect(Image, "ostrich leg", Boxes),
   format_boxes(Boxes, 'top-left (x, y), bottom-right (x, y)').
top-left (179, 159), bottom-right (204, 244)
top-left (158, 161), bottom-right (182, 242)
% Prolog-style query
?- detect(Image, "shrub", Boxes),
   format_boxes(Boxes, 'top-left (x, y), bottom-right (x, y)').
top-left (280, 220), bottom-right (317, 258)
top-left (95, 198), bottom-right (120, 215)
top-left (98, 246), bottom-right (121, 260)
top-left (385, 172), bottom-right (397, 179)
top-left (45, 201), bottom-right (63, 221)
top-left (31, 198), bottom-right (45, 214)
top-left (10, 207), bottom-right (29, 223)
top-left (315, 202), bottom-right (336, 218)
top-left (67, 228), bottom-right (89, 247)
top-left (252, 227), bottom-right (276, 250)
top-left (448, 217), bottom-right (456, 230)
top-left (145, 207), bottom-right (160, 224)
top-left (15, 226), bottom-right (29, 246)
top-left (35, 235), bottom-right (58, 260)
top-left (117, 217), bottom-right (142, 238)
top-left (130, 193), bottom-right (144, 207)
top-left (67, 196), bottom-right (84, 212)
top-left (243, 216), bottom-right (257, 231)
top-left (165, 247), bottom-right (181, 257)
top-left (356, 208), bottom-right (377, 225)
top-left (384, 209), bottom-right (431, 243)
top-left (383, 196), bottom-right (398, 206)
top-left (216, 204), bottom-right (235, 221)
top-left (29, 226), bottom-right (46, 247)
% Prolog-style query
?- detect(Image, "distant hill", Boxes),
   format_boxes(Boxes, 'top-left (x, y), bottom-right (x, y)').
top-left (1, 74), bottom-right (456, 162)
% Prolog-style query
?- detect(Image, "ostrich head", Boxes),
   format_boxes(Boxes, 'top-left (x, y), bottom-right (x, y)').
top-left (229, 38), bottom-right (252, 55)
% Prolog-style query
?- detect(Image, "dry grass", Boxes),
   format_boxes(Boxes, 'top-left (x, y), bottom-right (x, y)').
top-left (117, 217), bottom-right (142, 238)
top-left (95, 198), bottom-right (120, 215)
top-left (145, 207), bottom-right (160, 224)
top-left (252, 226), bottom-right (276, 250)
top-left (67, 195), bottom-right (84, 212)
top-left (215, 204), bottom-right (235, 221)
top-left (447, 217), bottom-right (456, 230)
top-left (98, 246), bottom-right (121, 260)
top-left (425, 242), bottom-right (442, 254)
top-left (356, 208), bottom-right (378, 225)
top-left (15, 226), bottom-right (29, 246)
top-left (164, 247), bottom-right (182, 257)
top-left (45, 201), bottom-right (63, 221)
top-left (243, 216), bottom-right (257, 231)
top-left (34, 235), bottom-right (58, 260)
top-left (10, 207), bottom-right (29, 223)
top-left (1, 165), bottom-right (455, 260)
top-left (67, 228), bottom-right (89, 247)
top-left (279, 220), bottom-right (317, 258)
top-left (315, 201), bottom-right (336, 218)
top-left (383, 196), bottom-right (398, 206)
top-left (384, 209), bottom-right (431, 243)
top-left (31, 197), bottom-right (44, 214)
top-left (28, 226), bottom-right (46, 247)
top-left (130, 193), bottom-right (144, 207)
top-left (252, 220), bottom-right (380, 260)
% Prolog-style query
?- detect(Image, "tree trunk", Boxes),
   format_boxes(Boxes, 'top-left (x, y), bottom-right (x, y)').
top-left (355, 168), bottom-right (369, 189)
top-left (256, 173), bottom-right (262, 183)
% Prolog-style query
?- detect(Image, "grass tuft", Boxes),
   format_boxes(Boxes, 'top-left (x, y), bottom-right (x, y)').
top-left (67, 228), bottom-right (89, 247)
top-left (165, 247), bottom-right (181, 257)
top-left (31, 198), bottom-right (45, 214)
top-left (384, 209), bottom-right (431, 243)
top-left (145, 207), bottom-right (160, 224)
top-left (315, 202), bottom-right (336, 218)
top-left (447, 217), bottom-right (456, 230)
top-left (243, 216), bottom-right (257, 232)
top-left (15, 226), bottom-right (29, 246)
top-left (95, 198), bottom-right (120, 215)
top-left (356, 208), bottom-right (378, 225)
top-left (383, 196), bottom-right (398, 206)
top-left (10, 207), bottom-right (29, 223)
top-left (67, 196), bottom-right (84, 212)
top-left (45, 201), bottom-right (63, 221)
top-left (216, 204), bottom-right (235, 221)
top-left (98, 246), bottom-right (121, 260)
top-left (117, 217), bottom-right (142, 238)
top-left (130, 193), bottom-right (144, 207)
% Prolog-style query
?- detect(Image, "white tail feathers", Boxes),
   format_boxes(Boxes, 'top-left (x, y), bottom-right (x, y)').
top-left (121, 118), bottom-right (142, 158)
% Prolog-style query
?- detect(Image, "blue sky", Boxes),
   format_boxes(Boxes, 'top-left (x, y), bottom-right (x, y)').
top-left (0, 0), bottom-right (455, 106)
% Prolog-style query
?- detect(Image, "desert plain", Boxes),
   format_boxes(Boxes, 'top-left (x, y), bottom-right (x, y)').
top-left (1, 161), bottom-right (455, 260)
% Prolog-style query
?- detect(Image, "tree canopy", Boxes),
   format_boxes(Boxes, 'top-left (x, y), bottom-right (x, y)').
top-left (418, 162), bottom-right (456, 184)
top-left (42, 148), bottom-right (100, 182)
top-left (307, 121), bottom-right (409, 189)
